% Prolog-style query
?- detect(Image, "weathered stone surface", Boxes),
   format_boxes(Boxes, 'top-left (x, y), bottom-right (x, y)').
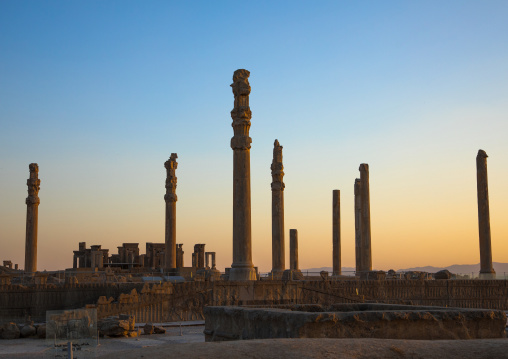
top-left (282, 270), bottom-right (304, 281)
top-left (435, 270), bottom-right (452, 280)
top-left (354, 178), bottom-right (362, 274)
top-left (271, 140), bottom-right (285, 276)
top-left (476, 150), bottom-right (495, 279)
top-left (24, 163), bottom-right (40, 273)
top-left (229, 69), bottom-right (256, 281)
top-left (332, 190), bottom-right (341, 276)
top-left (164, 153), bottom-right (178, 270)
top-left (363, 271), bottom-right (386, 280)
top-left (20, 324), bottom-right (36, 338)
top-left (289, 229), bottom-right (299, 271)
top-left (204, 304), bottom-right (507, 341)
top-left (359, 164), bottom-right (372, 273)
top-left (0, 322), bottom-right (20, 339)
top-left (36, 324), bottom-right (46, 338)
top-left (98, 315), bottom-right (135, 337)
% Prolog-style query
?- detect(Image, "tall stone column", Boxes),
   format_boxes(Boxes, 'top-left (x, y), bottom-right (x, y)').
top-left (24, 163), bottom-right (40, 273)
top-left (229, 69), bottom-right (256, 281)
top-left (359, 164), bottom-right (372, 273)
top-left (271, 139), bottom-right (285, 277)
top-left (164, 153), bottom-right (178, 271)
top-left (332, 190), bottom-right (341, 276)
top-left (476, 150), bottom-right (496, 279)
top-left (290, 229), bottom-right (299, 271)
top-left (354, 178), bottom-right (362, 274)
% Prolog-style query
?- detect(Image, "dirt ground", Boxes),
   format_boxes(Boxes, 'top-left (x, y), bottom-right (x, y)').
top-left (96, 337), bottom-right (508, 359)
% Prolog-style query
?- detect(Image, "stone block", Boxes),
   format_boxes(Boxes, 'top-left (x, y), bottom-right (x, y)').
top-left (0, 322), bottom-right (20, 339)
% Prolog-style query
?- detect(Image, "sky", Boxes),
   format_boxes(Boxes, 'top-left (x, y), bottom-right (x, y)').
top-left (1, 1), bottom-right (507, 273)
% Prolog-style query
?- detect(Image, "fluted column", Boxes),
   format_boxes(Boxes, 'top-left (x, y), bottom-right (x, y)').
top-left (359, 164), bottom-right (372, 273)
top-left (25, 163), bottom-right (40, 273)
top-left (229, 69), bottom-right (256, 280)
top-left (354, 178), bottom-right (362, 274)
top-left (164, 153), bottom-right (178, 271)
top-left (271, 140), bottom-right (285, 277)
top-left (332, 190), bottom-right (341, 276)
top-left (477, 149), bottom-right (496, 279)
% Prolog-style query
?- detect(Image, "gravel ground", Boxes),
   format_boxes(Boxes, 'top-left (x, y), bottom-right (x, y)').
top-left (2, 325), bottom-right (508, 359)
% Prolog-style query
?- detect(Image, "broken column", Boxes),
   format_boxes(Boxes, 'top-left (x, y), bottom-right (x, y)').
top-left (194, 244), bottom-right (205, 269)
top-left (164, 153), bottom-right (178, 271)
top-left (24, 163), bottom-right (40, 273)
top-left (332, 190), bottom-right (341, 276)
top-left (176, 244), bottom-right (184, 268)
top-left (354, 178), bottom-right (362, 274)
top-left (229, 69), bottom-right (256, 281)
top-left (359, 164), bottom-right (372, 274)
top-left (271, 139), bottom-right (285, 278)
top-left (476, 150), bottom-right (496, 279)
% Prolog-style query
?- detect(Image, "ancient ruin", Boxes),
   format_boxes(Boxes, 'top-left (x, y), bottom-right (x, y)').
top-left (204, 304), bottom-right (506, 341)
top-left (2, 70), bottom-right (507, 352)
top-left (164, 153), bottom-right (178, 271)
top-left (332, 189), bottom-right (341, 276)
top-left (271, 139), bottom-right (285, 279)
top-left (24, 163), bottom-right (40, 273)
top-left (358, 164), bottom-right (372, 274)
top-left (229, 69), bottom-right (256, 281)
top-left (476, 150), bottom-right (496, 279)
top-left (354, 178), bottom-right (362, 274)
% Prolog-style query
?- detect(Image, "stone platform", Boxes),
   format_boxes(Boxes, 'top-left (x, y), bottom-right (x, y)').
top-left (204, 303), bottom-right (506, 341)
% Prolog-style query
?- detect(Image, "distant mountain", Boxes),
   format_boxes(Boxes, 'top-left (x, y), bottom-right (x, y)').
top-left (302, 263), bottom-right (508, 276)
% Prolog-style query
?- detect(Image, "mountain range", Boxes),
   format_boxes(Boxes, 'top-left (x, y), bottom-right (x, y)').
top-left (303, 262), bottom-right (508, 276)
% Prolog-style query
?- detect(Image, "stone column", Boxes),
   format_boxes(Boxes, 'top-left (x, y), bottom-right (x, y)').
top-left (211, 252), bottom-right (216, 269)
top-left (359, 164), bottom-right (372, 273)
top-left (205, 252), bottom-right (210, 268)
top-left (354, 179), bottom-right (362, 274)
top-left (176, 244), bottom-right (184, 268)
top-left (229, 69), bottom-right (256, 281)
top-left (24, 163), bottom-right (40, 273)
top-left (164, 153), bottom-right (178, 271)
top-left (332, 190), bottom-right (341, 276)
top-left (73, 254), bottom-right (77, 269)
top-left (290, 229), bottom-right (299, 271)
top-left (271, 140), bottom-right (285, 277)
top-left (477, 150), bottom-right (496, 279)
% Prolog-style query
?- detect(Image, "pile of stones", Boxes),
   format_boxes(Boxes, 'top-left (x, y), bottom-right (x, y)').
top-left (0, 319), bottom-right (46, 339)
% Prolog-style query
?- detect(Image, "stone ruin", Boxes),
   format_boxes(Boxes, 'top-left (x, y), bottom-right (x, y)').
top-left (204, 303), bottom-right (507, 341)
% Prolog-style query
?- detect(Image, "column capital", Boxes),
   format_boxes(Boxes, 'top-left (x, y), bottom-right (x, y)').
top-left (231, 69), bottom-right (252, 150)
top-left (164, 153), bottom-right (178, 203)
top-left (271, 139), bottom-right (285, 191)
top-left (26, 163), bottom-right (40, 205)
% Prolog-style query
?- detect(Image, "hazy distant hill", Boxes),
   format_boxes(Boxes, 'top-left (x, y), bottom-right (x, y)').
top-left (303, 263), bottom-right (508, 275)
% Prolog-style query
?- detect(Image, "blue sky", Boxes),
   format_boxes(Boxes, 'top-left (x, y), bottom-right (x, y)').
top-left (1, 1), bottom-right (507, 271)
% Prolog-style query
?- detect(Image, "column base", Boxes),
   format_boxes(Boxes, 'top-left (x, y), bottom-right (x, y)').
top-left (228, 267), bottom-right (257, 281)
top-left (268, 270), bottom-right (284, 280)
top-left (282, 269), bottom-right (304, 281)
top-left (479, 271), bottom-right (496, 279)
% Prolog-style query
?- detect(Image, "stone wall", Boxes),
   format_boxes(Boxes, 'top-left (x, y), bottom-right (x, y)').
top-left (0, 282), bottom-right (144, 322)
top-left (1, 279), bottom-right (507, 323)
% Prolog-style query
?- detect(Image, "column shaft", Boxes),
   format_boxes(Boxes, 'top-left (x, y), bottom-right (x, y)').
top-left (271, 140), bottom-right (285, 275)
top-left (164, 154), bottom-right (178, 271)
top-left (354, 179), bottom-right (362, 274)
top-left (332, 190), bottom-right (341, 275)
top-left (24, 163), bottom-right (40, 273)
top-left (290, 229), bottom-right (298, 271)
top-left (229, 69), bottom-right (256, 280)
top-left (359, 164), bottom-right (372, 273)
top-left (476, 150), bottom-right (495, 278)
